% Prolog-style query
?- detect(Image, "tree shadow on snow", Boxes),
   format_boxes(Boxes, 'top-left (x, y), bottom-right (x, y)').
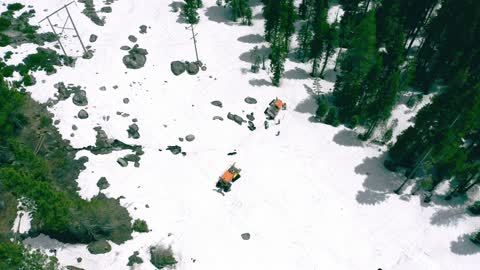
top-left (249, 78), bottom-right (272, 87)
top-left (450, 234), bottom-right (480, 256)
top-left (237, 34), bottom-right (264, 44)
top-left (294, 84), bottom-right (318, 115)
top-left (205, 6), bottom-right (233, 25)
top-left (287, 51), bottom-right (305, 64)
top-left (333, 129), bottom-right (363, 147)
top-left (284, 67), bottom-right (310, 80)
top-left (354, 154), bottom-right (404, 205)
top-left (430, 207), bottom-right (467, 227)
top-left (239, 45), bottom-right (270, 64)
top-left (322, 69), bottom-right (338, 83)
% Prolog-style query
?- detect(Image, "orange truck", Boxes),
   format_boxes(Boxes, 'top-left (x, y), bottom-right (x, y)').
top-left (216, 163), bottom-right (241, 192)
top-left (264, 98), bottom-right (287, 120)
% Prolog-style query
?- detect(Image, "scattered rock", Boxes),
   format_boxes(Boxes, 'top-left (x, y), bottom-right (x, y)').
top-left (72, 90), bottom-right (88, 106)
top-left (87, 240), bottom-right (112, 254)
top-left (89, 34), bottom-right (97, 42)
top-left (128, 35), bottom-right (137, 43)
top-left (246, 112), bottom-right (255, 121)
top-left (72, 125), bottom-right (78, 131)
top-left (227, 113), bottom-right (245, 125)
top-left (77, 257), bottom-right (82, 263)
top-left (97, 177), bottom-right (110, 190)
top-left (127, 124), bottom-right (140, 139)
top-left (244, 97), bottom-right (257, 104)
top-left (139, 25), bottom-right (147, 34)
top-left (227, 151), bottom-right (237, 156)
top-left (120, 45), bottom-right (131, 50)
top-left (117, 158), bottom-right (128, 167)
top-left (186, 62), bottom-right (199, 75)
top-left (170, 61), bottom-right (186, 76)
top-left (213, 116), bottom-right (224, 121)
top-left (99, 86), bottom-right (106, 91)
top-left (185, 134), bottom-right (195, 142)
top-left (113, 85), bottom-right (118, 89)
top-left (123, 45), bottom-right (148, 69)
top-left (123, 98), bottom-right (130, 104)
top-left (264, 120), bottom-right (269, 129)
top-left (248, 121), bottom-right (256, 131)
top-left (211, 100), bottom-right (222, 108)
top-left (132, 118), bottom-right (138, 122)
top-left (82, 50), bottom-right (94, 59)
top-left (166, 145), bottom-right (182, 155)
top-left (54, 120), bottom-right (60, 125)
top-left (178, 137), bottom-right (184, 142)
top-left (100, 6), bottom-right (112, 13)
top-left (124, 154), bottom-right (140, 162)
top-left (241, 233), bottom-right (250, 240)
top-left (78, 109), bottom-right (89, 119)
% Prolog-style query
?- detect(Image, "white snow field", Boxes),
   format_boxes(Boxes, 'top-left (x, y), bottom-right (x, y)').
top-left (1, 0), bottom-right (479, 269)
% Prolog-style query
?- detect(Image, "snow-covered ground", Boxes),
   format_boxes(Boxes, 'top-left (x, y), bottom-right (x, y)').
top-left (2, 0), bottom-right (479, 269)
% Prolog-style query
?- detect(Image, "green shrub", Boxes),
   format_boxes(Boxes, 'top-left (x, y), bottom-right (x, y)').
top-left (471, 231), bottom-right (480, 245)
top-left (7, 3), bottom-right (25, 11)
top-left (1, 65), bottom-right (15, 77)
top-left (348, 115), bottom-right (359, 128)
top-left (468, 201), bottom-right (480, 215)
top-left (0, 17), bottom-right (11, 31)
top-left (127, 251), bottom-right (143, 266)
top-left (132, 219), bottom-right (149, 233)
top-left (324, 107), bottom-right (340, 127)
top-left (150, 245), bottom-right (177, 269)
top-left (315, 99), bottom-right (328, 119)
top-left (3, 51), bottom-right (13, 61)
top-left (0, 34), bottom-right (11, 47)
top-left (382, 128), bottom-right (393, 143)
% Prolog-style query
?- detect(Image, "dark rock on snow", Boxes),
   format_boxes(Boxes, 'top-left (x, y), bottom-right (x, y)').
top-left (213, 116), bottom-right (224, 121)
top-left (128, 35), bottom-right (138, 43)
top-left (186, 62), bottom-right (199, 75)
top-left (89, 34), bottom-right (97, 42)
top-left (139, 25), bottom-right (147, 34)
top-left (244, 97), bottom-right (257, 104)
top-left (227, 113), bottom-right (245, 125)
top-left (117, 158), bottom-right (128, 167)
top-left (185, 134), bottom-right (195, 142)
top-left (72, 90), bottom-right (88, 106)
top-left (97, 177), bottom-right (110, 190)
top-left (241, 233), bottom-right (250, 240)
top-left (170, 61), bottom-right (186, 75)
top-left (78, 109), bottom-right (89, 119)
top-left (166, 145), bottom-right (182, 155)
top-left (211, 100), bottom-right (222, 108)
top-left (127, 124), bottom-right (140, 139)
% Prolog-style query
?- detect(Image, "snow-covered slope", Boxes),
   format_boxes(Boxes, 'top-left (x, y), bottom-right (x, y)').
top-left (2, 0), bottom-right (479, 269)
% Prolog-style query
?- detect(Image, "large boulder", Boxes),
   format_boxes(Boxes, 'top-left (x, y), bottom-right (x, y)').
top-left (128, 35), bottom-right (138, 43)
top-left (78, 109), bottom-right (89, 119)
top-left (227, 113), bottom-right (245, 125)
top-left (185, 134), bottom-right (195, 142)
top-left (241, 233), bottom-right (250, 240)
top-left (244, 97), bottom-right (257, 104)
top-left (117, 158), bottom-right (128, 167)
top-left (166, 145), bottom-right (182, 155)
top-left (123, 45), bottom-right (148, 69)
top-left (89, 34), bottom-right (97, 42)
top-left (211, 100), bottom-right (222, 108)
top-left (186, 62), bottom-right (199, 75)
top-left (139, 25), bottom-right (148, 34)
top-left (170, 61), bottom-right (186, 75)
top-left (87, 240), bottom-right (112, 254)
top-left (97, 177), bottom-right (110, 190)
top-left (127, 124), bottom-right (140, 139)
top-left (72, 90), bottom-right (88, 106)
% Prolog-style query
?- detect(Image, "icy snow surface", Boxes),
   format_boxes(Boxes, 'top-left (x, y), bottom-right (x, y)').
top-left (2, 0), bottom-right (479, 269)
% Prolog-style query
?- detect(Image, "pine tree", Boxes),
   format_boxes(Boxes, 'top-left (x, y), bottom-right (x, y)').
top-left (319, 23), bottom-right (338, 77)
top-left (338, 0), bottom-right (362, 47)
top-left (333, 11), bottom-right (376, 121)
top-left (226, 0), bottom-right (252, 25)
top-left (415, 0), bottom-right (480, 92)
top-left (182, 0), bottom-right (200, 24)
top-left (279, 0), bottom-right (296, 48)
top-left (262, 0), bottom-right (281, 42)
top-left (269, 31), bottom-right (287, 86)
top-left (310, 0), bottom-right (329, 76)
top-left (296, 23), bottom-right (313, 61)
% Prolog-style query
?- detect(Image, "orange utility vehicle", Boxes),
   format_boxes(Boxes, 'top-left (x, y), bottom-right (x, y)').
top-left (265, 98), bottom-right (287, 120)
top-left (216, 163), bottom-right (241, 192)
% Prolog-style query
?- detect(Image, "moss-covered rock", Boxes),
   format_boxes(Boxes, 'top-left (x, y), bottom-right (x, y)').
top-left (87, 240), bottom-right (111, 254)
